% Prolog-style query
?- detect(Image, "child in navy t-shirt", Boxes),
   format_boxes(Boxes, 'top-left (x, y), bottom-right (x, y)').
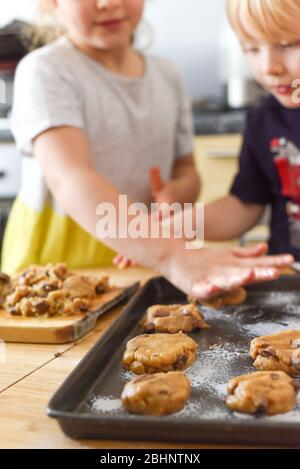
top-left (205, 0), bottom-right (300, 260)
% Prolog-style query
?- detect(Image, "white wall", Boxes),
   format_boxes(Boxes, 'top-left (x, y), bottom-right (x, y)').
top-left (0, 0), bottom-right (39, 25)
top-left (1, 0), bottom-right (228, 99)
top-left (144, 0), bottom-right (227, 99)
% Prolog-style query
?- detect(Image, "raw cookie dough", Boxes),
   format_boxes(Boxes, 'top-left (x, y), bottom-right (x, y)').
top-left (2, 263), bottom-right (109, 317)
top-left (121, 371), bottom-right (191, 416)
top-left (141, 303), bottom-right (208, 334)
top-left (122, 332), bottom-right (197, 374)
top-left (226, 371), bottom-right (299, 415)
top-left (250, 330), bottom-right (300, 377)
top-left (195, 287), bottom-right (247, 309)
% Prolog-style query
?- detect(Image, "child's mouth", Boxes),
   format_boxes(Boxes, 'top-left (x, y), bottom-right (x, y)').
top-left (272, 85), bottom-right (292, 96)
top-left (95, 18), bottom-right (127, 30)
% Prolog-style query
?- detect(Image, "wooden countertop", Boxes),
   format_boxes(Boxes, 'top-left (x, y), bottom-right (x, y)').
top-left (0, 267), bottom-right (282, 449)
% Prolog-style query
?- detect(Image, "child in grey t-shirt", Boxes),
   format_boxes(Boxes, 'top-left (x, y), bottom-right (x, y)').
top-left (2, 0), bottom-right (292, 299)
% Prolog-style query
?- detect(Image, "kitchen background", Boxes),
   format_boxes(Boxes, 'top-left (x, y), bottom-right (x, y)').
top-left (1, 0), bottom-right (229, 98)
top-left (0, 0), bottom-right (266, 257)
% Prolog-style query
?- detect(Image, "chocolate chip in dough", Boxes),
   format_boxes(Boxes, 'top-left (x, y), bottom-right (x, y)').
top-left (43, 284), bottom-right (58, 293)
top-left (35, 301), bottom-right (50, 314)
top-left (174, 353), bottom-right (188, 370)
top-left (256, 399), bottom-right (268, 414)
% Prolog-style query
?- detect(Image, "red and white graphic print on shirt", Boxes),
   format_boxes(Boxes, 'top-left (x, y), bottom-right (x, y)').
top-left (271, 137), bottom-right (300, 247)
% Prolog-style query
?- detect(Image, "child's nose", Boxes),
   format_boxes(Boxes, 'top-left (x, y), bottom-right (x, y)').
top-left (263, 49), bottom-right (285, 76)
top-left (96, 0), bottom-right (122, 9)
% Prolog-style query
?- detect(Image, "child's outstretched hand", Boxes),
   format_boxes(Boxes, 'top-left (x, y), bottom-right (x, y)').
top-left (114, 167), bottom-right (169, 269)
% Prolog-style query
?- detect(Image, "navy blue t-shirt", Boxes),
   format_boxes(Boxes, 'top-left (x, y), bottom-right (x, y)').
top-left (230, 95), bottom-right (300, 259)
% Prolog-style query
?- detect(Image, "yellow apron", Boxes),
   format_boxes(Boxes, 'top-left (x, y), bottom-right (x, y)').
top-left (1, 197), bottom-right (115, 275)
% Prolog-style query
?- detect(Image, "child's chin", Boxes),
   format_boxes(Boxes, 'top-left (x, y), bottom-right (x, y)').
top-left (272, 92), bottom-right (300, 109)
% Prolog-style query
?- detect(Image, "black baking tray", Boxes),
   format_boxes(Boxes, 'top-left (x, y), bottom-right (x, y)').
top-left (47, 276), bottom-right (300, 446)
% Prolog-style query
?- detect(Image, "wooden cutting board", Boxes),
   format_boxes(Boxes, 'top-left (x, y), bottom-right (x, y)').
top-left (0, 283), bottom-right (139, 344)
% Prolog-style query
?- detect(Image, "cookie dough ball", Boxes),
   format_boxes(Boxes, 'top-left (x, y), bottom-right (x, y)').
top-left (202, 287), bottom-right (247, 309)
top-left (141, 303), bottom-right (208, 334)
top-left (122, 332), bottom-right (197, 374)
top-left (226, 371), bottom-right (298, 415)
top-left (250, 330), bottom-right (300, 377)
top-left (121, 372), bottom-right (191, 416)
top-left (63, 275), bottom-right (96, 299)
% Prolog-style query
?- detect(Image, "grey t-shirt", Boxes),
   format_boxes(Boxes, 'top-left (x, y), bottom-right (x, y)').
top-left (11, 36), bottom-right (194, 210)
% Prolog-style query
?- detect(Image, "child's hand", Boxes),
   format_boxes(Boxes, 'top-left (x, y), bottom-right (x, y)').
top-left (114, 166), bottom-right (199, 271)
top-left (150, 166), bottom-right (180, 222)
top-left (161, 240), bottom-right (293, 301)
top-left (150, 165), bottom-right (199, 219)
top-left (113, 208), bottom-right (164, 269)
top-left (150, 156), bottom-right (200, 208)
top-left (150, 166), bottom-right (179, 206)
top-left (113, 169), bottom-right (168, 270)
top-left (113, 254), bottom-right (136, 269)
top-left (150, 166), bottom-right (164, 195)
top-left (154, 180), bottom-right (183, 206)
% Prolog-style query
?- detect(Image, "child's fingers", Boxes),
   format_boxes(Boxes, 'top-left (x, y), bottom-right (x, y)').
top-left (206, 268), bottom-right (255, 291)
top-left (113, 254), bottom-right (123, 266)
top-left (190, 266), bottom-right (280, 301)
top-left (120, 256), bottom-right (136, 269)
top-left (239, 254), bottom-right (294, 268)
top-left (113, 254), bottom-right (134, 269)
top-left (150, 167), bottom-right (163, 196)
top-left (125, 259), bottom-right (136, 268)
top-left (231, 243), bottom-right (268, 258)
top-left (191, 268), bottom-right (254, 300)
top-left (252, 267), bottom-right (280, 282)
top-left (190, 282), bottom-right (220, 301)
top-left (119, 257), bottom-right (131, 269)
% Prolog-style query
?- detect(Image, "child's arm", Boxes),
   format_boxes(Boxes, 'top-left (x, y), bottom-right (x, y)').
top-left (153, 155), bottom-right (201, 205)
top-left (204, 195), bottom-right (265, 241)
top-left (34, 126), bottom-right (293, 298)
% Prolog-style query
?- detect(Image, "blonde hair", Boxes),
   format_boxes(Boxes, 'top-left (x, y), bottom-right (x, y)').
top-left (24, 0), bottom-right (65, 50)
top-left (227, 0), bottom-right (300, 42)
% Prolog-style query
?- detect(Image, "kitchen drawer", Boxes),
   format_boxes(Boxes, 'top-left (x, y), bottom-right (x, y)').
top-left (0, 143), bottom-right (20, 198)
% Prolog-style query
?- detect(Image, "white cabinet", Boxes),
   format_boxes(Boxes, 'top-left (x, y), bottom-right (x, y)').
top-left (0, 142), bottom-right (21, 198)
